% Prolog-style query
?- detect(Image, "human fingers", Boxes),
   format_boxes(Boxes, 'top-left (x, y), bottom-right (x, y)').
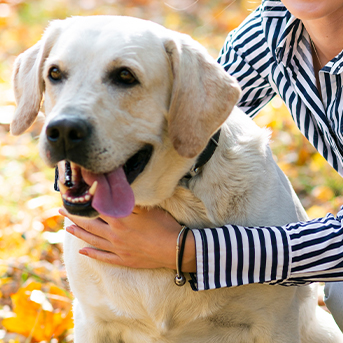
top-left (66, 224), bottom-right (115, 252)
top-left (101, 206), bottom-right (180, 235)
top-left (78, 247), bottom-right (124, 265)
top-left (131, 205), bottom-right (142, 214)
top-left (59, 208), bottom-right (114, 241)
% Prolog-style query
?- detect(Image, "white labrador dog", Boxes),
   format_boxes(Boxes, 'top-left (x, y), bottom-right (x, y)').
top-left (11, 16), bottom-right (343, 343)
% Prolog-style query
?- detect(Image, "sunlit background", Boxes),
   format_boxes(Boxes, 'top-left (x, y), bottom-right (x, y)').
top-left (0, 0), bottom-right (342, 341)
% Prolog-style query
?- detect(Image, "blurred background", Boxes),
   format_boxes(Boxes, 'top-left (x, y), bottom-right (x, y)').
top-left (0, 0), bottom-right (342, 341)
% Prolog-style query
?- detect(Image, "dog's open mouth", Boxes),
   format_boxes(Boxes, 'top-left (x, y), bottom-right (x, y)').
top-left (58, 144), bottom-right (153, 217)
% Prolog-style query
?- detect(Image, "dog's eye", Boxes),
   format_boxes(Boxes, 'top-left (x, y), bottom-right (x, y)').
top-left (48, 66), bottom-right (63, 82)
top-left (118, 69), bottom-right (136, 84)
top-left (109, 68), bottom-right (138, 86)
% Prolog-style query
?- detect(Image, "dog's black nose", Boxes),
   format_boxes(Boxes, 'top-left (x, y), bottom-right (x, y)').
top-left (46, 116), bottom-right (90, 151)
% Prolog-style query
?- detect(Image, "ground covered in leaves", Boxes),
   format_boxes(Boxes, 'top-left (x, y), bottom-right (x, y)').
top-left (0, 0), bottom-right (342, 341)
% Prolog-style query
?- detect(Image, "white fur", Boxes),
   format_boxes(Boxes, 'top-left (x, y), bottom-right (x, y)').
top-left (11, 16), bottom-right (343, 343)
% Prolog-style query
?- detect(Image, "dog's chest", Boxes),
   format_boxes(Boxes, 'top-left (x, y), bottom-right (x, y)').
top-left (65, 232), bottom-right (302, 342)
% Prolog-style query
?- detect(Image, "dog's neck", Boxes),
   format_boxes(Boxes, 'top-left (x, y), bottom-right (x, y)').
top-left (181, 129), bottom-right (221, 182)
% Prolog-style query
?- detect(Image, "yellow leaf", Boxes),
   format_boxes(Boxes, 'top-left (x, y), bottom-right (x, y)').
top-left (2, 280), bottom-right (73, 342)
top-left (0, 277), bottom-right (12, 286)
top-left (307, 205), bottom-right (328, 220)
top-left (309, 152), bottom-right (327, 172)
top-left (164, 12), bottom-right (181, 30)
top-left (312, 186), bottom-right (335, 202)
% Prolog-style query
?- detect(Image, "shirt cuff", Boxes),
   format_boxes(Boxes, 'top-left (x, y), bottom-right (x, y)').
top-left (191, 226), bottom-right (291, 291)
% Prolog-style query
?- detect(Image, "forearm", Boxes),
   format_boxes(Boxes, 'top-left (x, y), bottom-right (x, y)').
top-left (181, 231), bottom-right (197, 273)
top-left (190, 207), bottom-right (343, 291)
top-left (191, 225), bottom-right (289, 290)
top-left (287, 209), bottom-right (343, 282)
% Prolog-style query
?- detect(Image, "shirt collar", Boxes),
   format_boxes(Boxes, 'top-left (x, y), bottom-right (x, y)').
top-left (274, 16), bottom-right (301, 67)
top-left (262, 0), bottom-right (343, 74)
top-left (327, 51), bottom-right (343, 75)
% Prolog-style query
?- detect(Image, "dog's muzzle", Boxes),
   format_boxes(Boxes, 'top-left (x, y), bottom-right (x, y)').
top-left (56, 144), bottom-right (153, 218)
top-left (47, 113), bottom-right (154, 218)
top-left (45, 114), bottom-right (92, 165)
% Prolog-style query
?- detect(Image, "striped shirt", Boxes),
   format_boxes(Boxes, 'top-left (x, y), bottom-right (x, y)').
top-left (190, 0), bottom-right (343, 291)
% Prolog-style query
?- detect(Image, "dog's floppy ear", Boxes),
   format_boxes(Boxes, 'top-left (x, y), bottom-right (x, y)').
top-left (11, 22), bottom-right (61, 135)
top-left (164, 34), bottom-right (241, 158)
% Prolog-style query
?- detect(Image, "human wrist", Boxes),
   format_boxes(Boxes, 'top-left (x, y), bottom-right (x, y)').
top-left (161, 225), bottom-right (196, 273)
top-left (180, 229), bottom-right (196, 273)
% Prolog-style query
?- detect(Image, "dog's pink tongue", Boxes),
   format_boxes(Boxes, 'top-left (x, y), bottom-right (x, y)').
top-left (82, 167), bottom-right (134, 218)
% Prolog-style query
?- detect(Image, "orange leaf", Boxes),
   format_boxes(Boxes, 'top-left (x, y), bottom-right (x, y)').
top-left (2, 280), bottom-right (73, 342)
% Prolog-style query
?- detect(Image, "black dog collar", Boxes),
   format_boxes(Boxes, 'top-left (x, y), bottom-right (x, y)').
top-left (182, 129), bottom-right (221, 180)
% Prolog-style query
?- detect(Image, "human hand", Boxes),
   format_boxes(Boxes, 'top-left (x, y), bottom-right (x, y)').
top-left (59, 206), bottom-right (197, 272)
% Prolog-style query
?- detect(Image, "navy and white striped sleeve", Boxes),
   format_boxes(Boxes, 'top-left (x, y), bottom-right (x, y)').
top-left (190, 208), bottom-right (343, 291)
top-left (217, 6), bottom-right (277, 119)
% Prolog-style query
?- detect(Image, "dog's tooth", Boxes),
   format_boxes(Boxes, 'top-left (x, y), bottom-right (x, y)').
top-left (89, 181), bottom-right (98, 196)
top-left (58, 180), bottom-right (68, 194)
top-left (62, 194), bottom-right (67, 200)
top-left (72, 171), bottom-right (77, 183)
top-left (85, 194), bottom-right (91, 202)
top-left (79, 197), bottom-right (85, 203)
top-left (67, 196), bottom-right (73, 202)
top-left (69, 162), bottom-right (78, 183)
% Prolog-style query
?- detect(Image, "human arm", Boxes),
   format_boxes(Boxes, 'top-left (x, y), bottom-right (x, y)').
top-left (192, 208), bottom-right (343, 290)
top-left (61, 205), bottom-right (343, 291)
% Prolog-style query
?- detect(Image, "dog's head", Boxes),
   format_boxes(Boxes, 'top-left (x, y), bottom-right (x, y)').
top-left (11, 16), bottom-right (240, 218)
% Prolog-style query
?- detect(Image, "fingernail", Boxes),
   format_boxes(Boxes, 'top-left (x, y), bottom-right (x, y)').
top-left (79, 249), bottom-right (88, 256)
top-left (66, 226), bottom-right (74, 235)
top-left (59, 208), bottom-right (67, 216)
